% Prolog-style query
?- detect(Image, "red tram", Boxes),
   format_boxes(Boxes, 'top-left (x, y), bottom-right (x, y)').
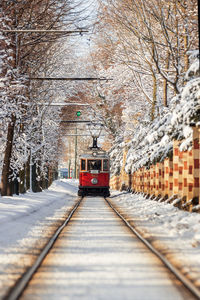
top-left (78, 148), bottom-right (110, 197)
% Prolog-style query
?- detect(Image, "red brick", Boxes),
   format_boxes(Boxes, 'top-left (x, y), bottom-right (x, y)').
top-left (174, 163), bottom-right (178, 171)
top-left (179, 166), bottom-right (183, 174)
top-left (184, 178), bottom-right (187, 187)
top-left (179, 152), bottom-right (183, 159)
top-left (174, 178), bottom-right (178, 186)
top-left (194, 178), bottom-right (199, 188)
top-left (174, 148), bottom-right (179, 156)
top-left (194, 159), bottom-right (199, 169)
top-left (193, 139), bottom-right (199, 150)
top-left (189, 165), bottom-right (193, 174)
top-left (184, 161), bottom-right (187, 170)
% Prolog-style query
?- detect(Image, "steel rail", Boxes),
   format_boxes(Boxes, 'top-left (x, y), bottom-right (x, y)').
top-left (105, 197), bottom-right (200, 300)
top-left (4, 197), bottom-right (83, 300)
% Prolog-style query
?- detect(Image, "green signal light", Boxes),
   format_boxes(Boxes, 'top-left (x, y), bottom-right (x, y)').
top-left (76, 111), bottom-right (81, 117)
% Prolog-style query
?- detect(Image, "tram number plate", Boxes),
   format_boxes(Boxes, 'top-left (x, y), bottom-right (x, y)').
top-left (90, 170), bottom-right (99, 174)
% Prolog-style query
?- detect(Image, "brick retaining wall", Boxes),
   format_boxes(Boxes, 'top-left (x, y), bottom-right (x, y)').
top-left (110, 126), bottom-right (200, 212)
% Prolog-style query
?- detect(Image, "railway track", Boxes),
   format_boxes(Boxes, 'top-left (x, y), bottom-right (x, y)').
top-left (4, 196), bottom-right (200, 300)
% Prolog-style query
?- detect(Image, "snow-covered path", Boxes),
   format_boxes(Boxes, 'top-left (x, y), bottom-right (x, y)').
top-left (21, 197), bottom-right (193, 300)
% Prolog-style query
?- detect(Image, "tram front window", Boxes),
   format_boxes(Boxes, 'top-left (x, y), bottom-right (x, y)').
top-left (87, 160), bottom-right (102, 171)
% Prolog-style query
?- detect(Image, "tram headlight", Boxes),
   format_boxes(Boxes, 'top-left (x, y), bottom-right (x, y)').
top-left (91, 178), bottom-right (98, 185)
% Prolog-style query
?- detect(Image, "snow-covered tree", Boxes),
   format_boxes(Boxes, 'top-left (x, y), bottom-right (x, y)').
top-left (0, 0), bottom-right (89, 195)
top-left (124, 51), bottom-right (200, 175)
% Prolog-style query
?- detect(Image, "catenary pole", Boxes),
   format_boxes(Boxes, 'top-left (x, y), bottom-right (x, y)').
top-left (29, 77), bottom-right (111, 81)
top-left (2, 30), bottom-right (87, 33)
top-left (74, 127), bottom-right (78, 179)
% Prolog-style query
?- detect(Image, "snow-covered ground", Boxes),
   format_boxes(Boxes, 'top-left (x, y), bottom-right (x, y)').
top-left (0, 179), bottom-right (200, 299)
top-left (109, 191), bottom-right (200, 289)
top-left (0, 179), bottom-right (79, 299)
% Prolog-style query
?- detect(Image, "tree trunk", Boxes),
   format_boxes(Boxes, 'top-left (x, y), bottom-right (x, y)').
top-left (1, 3), bottom-right (17, 196)
top-left (163, 52), bottom-right (170, 107)
top-left (151, 71), bottom-right (157, 121)
top-left (1, 114), bottom-right (16, 196)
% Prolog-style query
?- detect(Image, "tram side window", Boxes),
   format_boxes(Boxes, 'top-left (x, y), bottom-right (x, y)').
top-left (103, 159), bottom-right (109, 171)
top-left (88, 160), bottom-right (102, 171)
top-left (81, 159), bottom-right (86, 171)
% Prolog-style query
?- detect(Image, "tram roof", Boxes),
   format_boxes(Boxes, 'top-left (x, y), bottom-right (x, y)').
top-left (79, 149), bottom-right (109, 159)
